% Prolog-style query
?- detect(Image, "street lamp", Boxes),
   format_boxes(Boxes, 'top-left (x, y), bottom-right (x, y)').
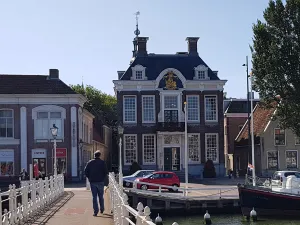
top-left (184, 101), bottom-right (188, 195)
top-left (249, 70), bottom-right (256, 186)
top-left (50, 124), bottom-right (58, 176)
top-left (118, 125), bottom-right (124, 186)
top-left (79, 139), bottom-right (84, 180)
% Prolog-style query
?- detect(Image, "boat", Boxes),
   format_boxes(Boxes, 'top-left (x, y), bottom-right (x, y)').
top-left (238, 175), bottom-right (300, 217)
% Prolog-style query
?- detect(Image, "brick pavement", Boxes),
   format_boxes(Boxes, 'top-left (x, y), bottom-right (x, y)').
top-left (46, 187), bottom-right (113, 225)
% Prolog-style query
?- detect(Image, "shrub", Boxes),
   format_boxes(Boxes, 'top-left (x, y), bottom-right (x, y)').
top-left (203, 159), bottom-right (216, 178)
top-left (129, 161), bottom-right (142, 175)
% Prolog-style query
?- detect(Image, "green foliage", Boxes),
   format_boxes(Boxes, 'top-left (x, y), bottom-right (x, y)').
top-left (70, 84), bottom-right (117, 127)
top-left (203, 159), bottom-right (216, 178)
top-left (251, 0), bottom-right (300, 136)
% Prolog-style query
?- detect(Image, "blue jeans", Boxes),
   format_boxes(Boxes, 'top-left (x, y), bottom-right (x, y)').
top-left (90, 182), bottom-right (104, 214)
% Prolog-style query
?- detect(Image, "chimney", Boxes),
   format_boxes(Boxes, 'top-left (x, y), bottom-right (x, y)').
top-left (136, 37), bottom-right (149, 56)
top-left (49, 69), bottom-right (59, 79)
top-left (117, 71), bottom-right (125, 79)
top-left (186, 37), bottom-right (199, 55)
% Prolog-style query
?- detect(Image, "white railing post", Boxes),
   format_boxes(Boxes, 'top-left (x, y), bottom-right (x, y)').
top-left (144, 206), bottom-right (152, 224)
top-left (31, 180), bottom-right (37, 213)
top-left (8, 185), bottom-right (14, 223)
top-left (0, 192), bottom-right (2, 225)
top-left (122, 193), bottom-right (129, 225)
top-left (22, 184), bottom-right (28, 220)
top-left (136, 202), bottom-right (144, 225)
top-left (12, 184), bottom-right (18, 224)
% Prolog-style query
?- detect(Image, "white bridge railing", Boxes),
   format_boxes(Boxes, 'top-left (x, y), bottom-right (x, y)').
top-left (109, 172), bottom-right (180, 225)
top-left (0, 174), bottom-right (64, 225)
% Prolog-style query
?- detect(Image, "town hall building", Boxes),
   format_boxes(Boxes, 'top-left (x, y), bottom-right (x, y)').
top-left (113, 34), bottom-right (227, 178)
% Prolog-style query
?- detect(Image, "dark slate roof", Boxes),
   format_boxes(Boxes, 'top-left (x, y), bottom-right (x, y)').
top-left (120, 54), bottom-right (220, 80)
top-left (225, 100), bottom-right (260, 113)
top-left (0, 75), bottom-right (76, 94)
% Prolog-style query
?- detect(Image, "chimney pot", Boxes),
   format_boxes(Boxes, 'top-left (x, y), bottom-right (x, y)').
top-left (49, 69), bottom-right (59, 79)
top-left (186, 37), bottom-right (199, 55)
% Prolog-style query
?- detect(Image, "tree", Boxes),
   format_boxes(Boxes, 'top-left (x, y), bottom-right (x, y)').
top-left (251, 0), bottom-right (300, 136)
top-left (70, 84), bottom-right (117, 127)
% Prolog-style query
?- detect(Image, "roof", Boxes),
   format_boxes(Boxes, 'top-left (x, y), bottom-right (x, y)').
top-left (0, 75), bottom-right (76, 94)
top-left (120, 54), bottom-right (220, 80)
top-left (225, 99), bottom-right (260, 114)
top-left (235, 103), bottom-right (276, 142)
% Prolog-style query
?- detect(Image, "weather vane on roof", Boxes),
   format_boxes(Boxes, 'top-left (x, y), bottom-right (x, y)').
top-left (134, 11), bottom-right (140, 37)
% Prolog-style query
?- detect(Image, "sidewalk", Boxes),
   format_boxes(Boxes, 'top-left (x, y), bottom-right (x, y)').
top-left (46, 187), bottom-right (113, 225)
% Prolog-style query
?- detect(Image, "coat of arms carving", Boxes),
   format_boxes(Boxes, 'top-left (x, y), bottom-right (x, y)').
top-left (164, 71), bottom-right (178, 90)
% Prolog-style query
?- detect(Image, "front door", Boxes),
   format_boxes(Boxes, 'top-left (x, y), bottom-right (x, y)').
top-left (164, 147), bottom-right (180, 171)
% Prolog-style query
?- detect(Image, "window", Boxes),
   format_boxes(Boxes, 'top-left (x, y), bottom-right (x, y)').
top-left (164, 96), bottom-right (178, 108)
top-left (143, 134), bottom-right (156, 164)
top-left (136, 71), bottom-right (143, 80)
top-left (124, 135), bottom-right (137, 165)
top-left (295, 136), bottom-right (300, 145)
top-left (35, 111), bottom-right (63, 139)
top-left (142, 96), bottom-right (155, 123)
top-left (0, 150), bottom-right (14, 176)
top-left (188, 134), bottom-right (200, 162)
top-left (274, 128), bottom-right (285, 145)
top-left (286, 151), bottom-right (297, 169)
top-left (205, 133), bottom-right (218, 163)
top-left (197, 71), bottom-right (206, 79)
top-left (205, 96), bottom-right (217, 122)
top-left (0, 109), bottom-right (13, 138)
top-left (267, 151), bottom-right (278, 169)
top-left (164, 95), bottom-right (179, 122)
top-left (123, 96), bottom-right (137, 123)
top-left (187, 96), bottom-right (199, 122)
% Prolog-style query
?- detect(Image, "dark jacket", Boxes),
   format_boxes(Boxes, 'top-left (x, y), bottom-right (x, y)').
top-left (84, 158), bottom-right (108, 183)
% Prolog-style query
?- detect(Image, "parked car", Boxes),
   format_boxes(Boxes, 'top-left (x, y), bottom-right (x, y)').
top-left (123, 170), bottom-right (154, 188)
top-left (134, 171), bottom-right (180, 192)
top-left (271, 170), bottom-right (300, 186)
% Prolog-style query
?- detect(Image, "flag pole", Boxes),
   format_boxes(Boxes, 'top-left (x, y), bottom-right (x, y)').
top-left (250, 71), bottom-right (256, 186)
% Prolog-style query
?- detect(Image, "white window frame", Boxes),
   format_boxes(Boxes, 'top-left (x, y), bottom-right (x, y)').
top-left (186, 95), bottom-right (200, 122)
top-left (204, 95), bottom-right (218, 122)
top-left (123, 95), bottom-right (137, 123)
top-left (286, 150), bottom-right (298, 169)
top-left (205, 133), bottom-right (219, 163)
top-left (274, 128), bottom-right (286, 146)
top-left (193, 65), bottom-right (209, 80)
top-left (267, 150), bottom-right (279, 170)
top-left (295, 136), bottom-right (300, 145)
top-left (162, 93), bottom-right (180, 122)
top-left (32, 105), bottom-right (66, 140)
top-left (131, 64), bottom-right (147, 80)
top-left (123, 134), bottom-right (138, 165)
top-left (0, 109), bottom-right (14, 139)
top-left (142, 95), bottom-right (156, 123)
top-left (188, 133), bottom-right (200, 163)
top-left (142, 134), bottom-right (156, 165)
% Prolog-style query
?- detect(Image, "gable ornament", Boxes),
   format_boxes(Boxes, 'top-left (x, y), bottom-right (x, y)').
top-left (164, 71), bottom-right (178, 90)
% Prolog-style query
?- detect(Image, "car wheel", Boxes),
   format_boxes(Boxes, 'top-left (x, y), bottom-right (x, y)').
top-left (141, 185), bottom-right (148, 190)
top-left (170, 184), bottom-right (179, 192)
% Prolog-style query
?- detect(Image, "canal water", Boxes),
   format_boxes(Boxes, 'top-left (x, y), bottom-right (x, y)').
top-left (163, 214), bottom-right (300, 225)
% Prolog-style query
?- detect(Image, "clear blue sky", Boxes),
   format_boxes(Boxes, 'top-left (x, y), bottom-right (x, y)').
top-left (0, 0), bottom-right (270, 98)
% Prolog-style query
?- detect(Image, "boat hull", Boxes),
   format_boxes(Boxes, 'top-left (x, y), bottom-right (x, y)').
top-left (238, 184), bottom-right (300, 217)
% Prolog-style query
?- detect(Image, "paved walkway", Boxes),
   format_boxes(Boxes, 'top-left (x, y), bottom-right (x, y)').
top-left (46, 186), bottom-right (113, 225)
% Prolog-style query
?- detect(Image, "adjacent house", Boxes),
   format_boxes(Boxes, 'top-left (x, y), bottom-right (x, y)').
top-left (235, 103), bottom-right (300, 177)
top-left (113, 35), bottom-right (227, 178)
top-left (0, 69), bottom-right (111, 181)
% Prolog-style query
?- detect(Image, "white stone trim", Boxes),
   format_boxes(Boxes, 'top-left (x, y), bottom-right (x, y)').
top-left (158, 91), bottom-right (184, 122)
top-left (142, 134), bottom-right (156, 165)
top-left (155, 68), bottom-right (187, 88)
top-left (0, 139), bottom-right (20, 145)
top-left (0, 94), bottom-right (86, 106)
top-left (78, 107), bottom-right (83, 140)
top-left (32, 105), bottom-right (67, 120)
top-left (20, 107), bottom-right (27, 170)
top-left (131, 64), bottom-right (147, 80)
top-left (71, 106), bottom-right (78, 177)
top-left (194, 65), bottom-right (209, 80)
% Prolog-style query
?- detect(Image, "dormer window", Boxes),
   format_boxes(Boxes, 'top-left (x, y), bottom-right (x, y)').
top-left (131, 64), bottom-right (147, 80)
top-left (194, 65), bottom-right (209, 80)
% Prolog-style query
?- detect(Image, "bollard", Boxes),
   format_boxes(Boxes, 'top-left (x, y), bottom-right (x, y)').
top-left (204, 210), bottom-right (212, 224)
top-left (250, 207), bottom-right (257, 221)
top-left (155, 213), bottom-right (163, 225)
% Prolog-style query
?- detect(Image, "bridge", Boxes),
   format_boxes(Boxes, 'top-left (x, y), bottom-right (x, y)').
top-left (1, 173), bottom-right (240, 225)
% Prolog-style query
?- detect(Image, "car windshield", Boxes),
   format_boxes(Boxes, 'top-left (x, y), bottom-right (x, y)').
top-left (143, 173), bottom-right (153, 178)
top-left (131, 171), bottom-right (142, 177)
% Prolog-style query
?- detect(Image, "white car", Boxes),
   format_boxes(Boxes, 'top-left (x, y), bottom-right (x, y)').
top-left (271, 171), bottom-right (300, 186)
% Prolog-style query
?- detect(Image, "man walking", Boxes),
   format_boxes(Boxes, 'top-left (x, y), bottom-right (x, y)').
top-left (84, 150), bottom-right (108, 216)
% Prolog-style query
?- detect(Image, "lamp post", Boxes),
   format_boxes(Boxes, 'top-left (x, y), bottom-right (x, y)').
top-left (118, 125), bottom-right (124, 186)
top-left (249, 71), bottom-right (256, 186)
top-left (79, 139), bottom-right (83, 180)
top-left (184, 101), bottom-right (188, 195)
top-left (50, 124), bottom-right (58, 176)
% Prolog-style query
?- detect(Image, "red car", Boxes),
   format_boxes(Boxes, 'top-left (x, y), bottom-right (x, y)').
top-left (134, 171), bottom-right (180, 192)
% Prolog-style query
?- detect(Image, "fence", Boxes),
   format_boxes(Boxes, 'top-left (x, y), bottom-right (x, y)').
top-left (0, 174), bottom-right (64, 225)
top-left (109, 172), bottom-right (181, 225)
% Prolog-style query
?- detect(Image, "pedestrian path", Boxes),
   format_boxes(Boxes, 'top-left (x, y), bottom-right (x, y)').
top-left (45, 186), bottom-right (113, 225)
